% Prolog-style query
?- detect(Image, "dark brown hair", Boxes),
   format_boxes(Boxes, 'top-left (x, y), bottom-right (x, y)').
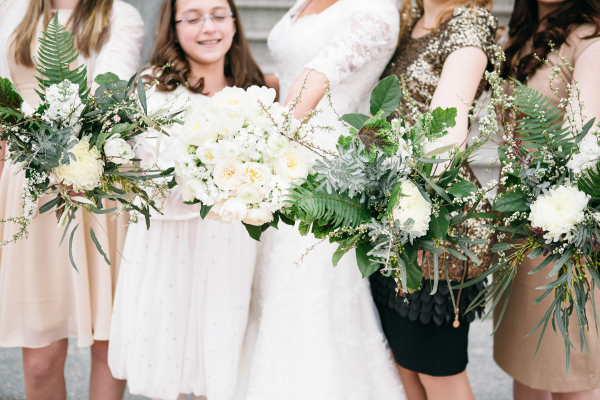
top-left (502, 0), bottom-right (600, 82)
top-left (148, 0), bottom-right (265, 93)
top-left (12, 0), bottom-right (113, 67)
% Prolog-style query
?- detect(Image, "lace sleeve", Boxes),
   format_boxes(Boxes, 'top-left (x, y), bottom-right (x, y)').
top-left (304, 11), bottom-right (399, 87)
top-left (92, 1), bottom-right (144, 81)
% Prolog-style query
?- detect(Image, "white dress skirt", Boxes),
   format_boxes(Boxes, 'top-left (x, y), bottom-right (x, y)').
top-left (108, 87), bottom-right (257, 400)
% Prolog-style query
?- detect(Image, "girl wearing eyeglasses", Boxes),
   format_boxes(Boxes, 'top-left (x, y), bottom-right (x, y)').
top-left (107, 1), bottom-right (264, 399)
top-left (0, 0), bottom-right (143, 399)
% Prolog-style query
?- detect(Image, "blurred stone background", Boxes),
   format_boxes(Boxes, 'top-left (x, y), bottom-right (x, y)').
top-left (0, 0), bottom-right (515, 399)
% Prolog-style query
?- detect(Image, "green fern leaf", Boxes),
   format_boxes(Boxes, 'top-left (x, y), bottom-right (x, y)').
top-left (578, 163), bottom-right (600, 199)
top-left (35, 12), bottom-right (89, 99)
top-left (288, 181), bottom-right (372, 230)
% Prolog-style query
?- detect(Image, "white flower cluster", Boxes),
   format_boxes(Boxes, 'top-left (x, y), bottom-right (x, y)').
top-left (566, 135), bottom-right (600, 175)
top-left (44, 80), bottom-right (84, 133)
top-left (391, 178), bottom-right (432, 237)
top-left (173, 86), bottom-right (315, 225)
top-left (52, 136), bottom-right (104, 192)
top-left (529, 184), bottom-right (590, 243)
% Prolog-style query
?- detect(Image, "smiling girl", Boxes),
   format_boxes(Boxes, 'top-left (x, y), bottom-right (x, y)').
top-left (106, 1), bottom-right (265, 399)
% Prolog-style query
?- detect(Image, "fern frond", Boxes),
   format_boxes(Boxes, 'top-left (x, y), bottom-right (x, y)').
top-left (578, 163), bottom-right (600, 200)
top-left (35, 12), bottom-right (89, 99)
top-left (288, 181), bottom-right (372, 229)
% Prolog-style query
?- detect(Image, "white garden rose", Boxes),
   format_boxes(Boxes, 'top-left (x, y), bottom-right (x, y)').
top-left (566, 135), bottom-right (600, 174)
top-left (176, 175), bottom-right (196, 202)
top-left (243, 204), bottom-right (274, 226)
top-left (196, 141), bottom-right (223, 164)
top-left (104, 134), bottom-right (134, 164)
top-left (213, 160), bottom-right (243, 191)
top-left (247, 86), bottom-right (277, 106)
top-left (219, 140), bottom-right (241, 160)
top-left (186, 178), bottom-right (208, 199)
top-left (218, 196), bottom-right (248, 225)
top-left (211, 87), bottom-right (251, 112)
top-left (391, 178), bottom-right (432, 237)
top-left (236, 183), bottom-right (263, 204)
top-left (52, 136), bottom-right (104, 192)
top-left (272, 144), bottom-right (309, 183)
top-left (529, 185), bottom-right (590, 243)
top-left (265, 133), bottom-right (289, 158)
top-left (181, 107), bottom-right (218, 146)
top-left (242, 162), bottom-right (271, 187)
top-left (217, 107), bottom-right (245, 136)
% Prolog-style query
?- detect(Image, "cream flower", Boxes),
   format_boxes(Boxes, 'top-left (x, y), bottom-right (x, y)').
top-left (217, 107), bottom-right (245, 136)
top-left (213, 160), bottom-right (243, 191)
top-left (242, 162), bottom-right (271, 187)
top-left (181, 106), bottom-right (218, 146)
top-left (530, 185), bottom-right (589, 243)
top-left (236, 183), bottom-right (263, 204)
top-left (104, 134), bottom-right (134, 164)
top-left (391, 178), bottom-right (432, 237)
top-left (196, 141), bottom-right (223, 165)
top-left (52, 136), bottom-right (104, 192)
top-left (244, 204), bottom-right (274, 226)
top-left (217, 196), bottom-right (248, 225)
top-left (265, 133), bottom-right (289, 158)
top-left (566, 135), bottom-right (600, 174)
top-left (272, 145), bottom-right (309, 183)
top-left (211, 87), bottom-right (251, 112)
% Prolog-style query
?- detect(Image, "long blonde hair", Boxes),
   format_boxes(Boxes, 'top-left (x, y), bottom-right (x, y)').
top-left (400, 0), bottom-right (493, 36)
top-left (12, 0), bottom-right (114, 67)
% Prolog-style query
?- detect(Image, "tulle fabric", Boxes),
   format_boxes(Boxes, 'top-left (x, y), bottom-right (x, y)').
top-left (108, 218), bottom-right (256, 400)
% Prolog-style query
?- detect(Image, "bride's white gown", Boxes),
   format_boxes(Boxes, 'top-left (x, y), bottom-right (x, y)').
top-left (235, 1), bottom-right (406, 399)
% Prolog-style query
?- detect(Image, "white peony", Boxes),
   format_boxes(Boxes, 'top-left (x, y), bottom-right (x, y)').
top-left (529, 185), bottom-right (590, 243)
top-left (242, 162), bottom-right (271, 187)
top-left (236, 183), bottom-right (263, 204)
top-left (181, 106), bottom-right (218, 146)
top-left (104, 134), bottom-right (134, 164)
top-left (265, 133), bottom-right (290, 158)
top-left (217, 107), bottom-right (245, 136)
top-left (213, 160), bottom-right (243, 191)
top-left (566, 135), bottom-right (600, 174)
top-left (211, 87), bottom-right (251, 112)
top-left (272, 144), bottom-right (309, 183)
top-left (196, 141), bottom-right (223, 164)
top-left (217, 196), bottom-right (248, 225)
top-left (244, 204), bottom-right (274, 226)
top-left (391, 178), bottom-right (432, 237)
top-left (52, 136), bottom-right (104, 192)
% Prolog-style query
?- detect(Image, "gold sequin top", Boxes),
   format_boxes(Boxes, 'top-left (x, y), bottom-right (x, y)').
top-left (383, 6), bottom-right (498, 282)
top-left (382, 6), bottom-right (498, 119)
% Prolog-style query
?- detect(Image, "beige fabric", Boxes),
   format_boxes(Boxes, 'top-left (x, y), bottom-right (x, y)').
top-left (0, 3), bottom-right (143, 348)
top-left (494, 24), bottom-right (600, 392)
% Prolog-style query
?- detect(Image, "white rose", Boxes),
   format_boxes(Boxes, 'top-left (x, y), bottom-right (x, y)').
top-left (52, 136), bottom-right (104, 192)
top-left (243, 204), bottom-right (274, 226)
top-left (219, 140), bottom-right (241, 160)
top-left (422, 140), bottom-right (451, 159)
top-left (211, 87), bottom-right (251, 112)
top-left (104, 134), bottom-right (135, 164)
top-left (236, 183), bottom-right (263, 204)
top-left (265, 133), bottom-right (289, 158)
top-left (196, 141), bottom-right (223, 164)
top-left (213, 160), bottom-right (243, 191)
top-left (530, 185), bottom-right (589, 243)
top-left (272, 145), bottom-right (309, 183)
top-left (242, 162), bottom-right (271, 187)
top-left (217, 107), bottom-right (245, 136)
top-left (246, 86), bottom-right (277, 106)
top-left (567, 135), bottom-right (600, 174)
top-left (186, 178), bottom-right (207, 199)
top-left (176, 175), bottom-right (196, 202)
top-left (181, 107), bottom-right (218, 146)
top-left (391, 178), bottom-right (432, 237)
top-left (218, 196), bottom-right (248, 225)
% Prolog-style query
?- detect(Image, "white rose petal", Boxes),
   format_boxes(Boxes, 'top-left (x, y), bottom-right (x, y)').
top-left (236, 183), bottom-right (263, 204)
top-left (196, 141), bottom-right (223, 164)
top-left (213, 160), bottom-right (243, 191)
top-left (391, 178), bottom-right (432, 237)
top-left (181, 107), bottom-right (218, 146)
top-left (567, 136), bottom-right (600, 174)
top-left (242, 162), bottom-right (271, 187)
top-left (104, 134), bottom-right (135, 164)
top-left (217, 107), bottom-right (245, 136)
top-left (273, 146), bottom-right (309, 183)
top-left (218, 196), bottom-right (248, 225)
top-left (266, 133), bottom-right (290, 158)
top-left (219, 141), bottom-right (241, 160)
top-left (243, 204), bottom-right (274, 226)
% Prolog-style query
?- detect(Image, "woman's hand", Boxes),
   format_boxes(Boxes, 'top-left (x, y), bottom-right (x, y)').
top-left (284, 68), bottom-right (329, 120)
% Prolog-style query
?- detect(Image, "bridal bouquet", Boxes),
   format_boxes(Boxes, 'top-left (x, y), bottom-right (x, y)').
top-left (171, 85), bottom-right (316, 238)
top-left (0, 14), bottom-right (176, 268)
top-left (286, 76), bottom-right (497, 293)
top-left (470, 78), bottom-right (600, 368)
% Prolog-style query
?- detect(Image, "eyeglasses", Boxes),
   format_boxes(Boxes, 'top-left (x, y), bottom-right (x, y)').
top-left (175, 12), bottom-right (234, 27)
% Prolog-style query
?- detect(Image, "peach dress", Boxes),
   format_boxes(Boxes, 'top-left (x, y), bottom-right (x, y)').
top-left (0, 0), bottom-right (143, 349)
top-left (494, 24), bottom-right (600, 392)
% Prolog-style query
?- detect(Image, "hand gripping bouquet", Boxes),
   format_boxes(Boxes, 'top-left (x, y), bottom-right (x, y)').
top-left (285, 76), bottom-right (499, 294)
top-left (171, 85), bottom-right (317, 239)
top-left (470, 71), bottom-right (600, 370)
top-left (0, 14), bottom-right (177, 268)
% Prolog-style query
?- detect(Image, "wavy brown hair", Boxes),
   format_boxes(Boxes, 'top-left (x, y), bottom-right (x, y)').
top-left (400, 0), bottom-right (493, 37)
top-left (148, 0), bottom-right (265, 93)
top-left (502, 0), bottom-right (600, 82)
top-left (12, 0), bottom-right (113, 67)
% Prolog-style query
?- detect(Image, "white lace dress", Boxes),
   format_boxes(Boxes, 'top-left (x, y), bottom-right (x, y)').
top-left (108, 87), bottom-right (257, 400)
top-left (234, 1), bottom-right (406, 399)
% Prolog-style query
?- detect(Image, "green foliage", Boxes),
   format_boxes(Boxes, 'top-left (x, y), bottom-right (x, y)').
top-left (446, 180), bottom-right (477, 198)
top-left (35, 13), bottom-right (89, 99)
top-left (0, 77), bottom-right (23, 110)
top-left (356, 113), bottom-right (396, 158)
top-left (428, 206), bottom-right (450, 240)
top-left (356, 243), bottom-right (380, 278)
top-left (578, 163), bottom-right (600, 199)
top-left (94, 72), bottom-right (120, 85)
top-left (429, 107), bottom-right (457, 138)
top-left (493, 190), bottom-right (529, 212)
top-left (341, 113), bottom-right (370, 130)
top-left (370, 75), bottom-right (401, 118)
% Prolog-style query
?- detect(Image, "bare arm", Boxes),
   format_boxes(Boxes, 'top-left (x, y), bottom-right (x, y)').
top-left (572, 41), bottom-right (600, 124)
top-left (264, 74), bottom-right (280, 102)
top-left (430, 47), bottom-right (489, 150)
top-left (284, 69), bottom-right (328, 120)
